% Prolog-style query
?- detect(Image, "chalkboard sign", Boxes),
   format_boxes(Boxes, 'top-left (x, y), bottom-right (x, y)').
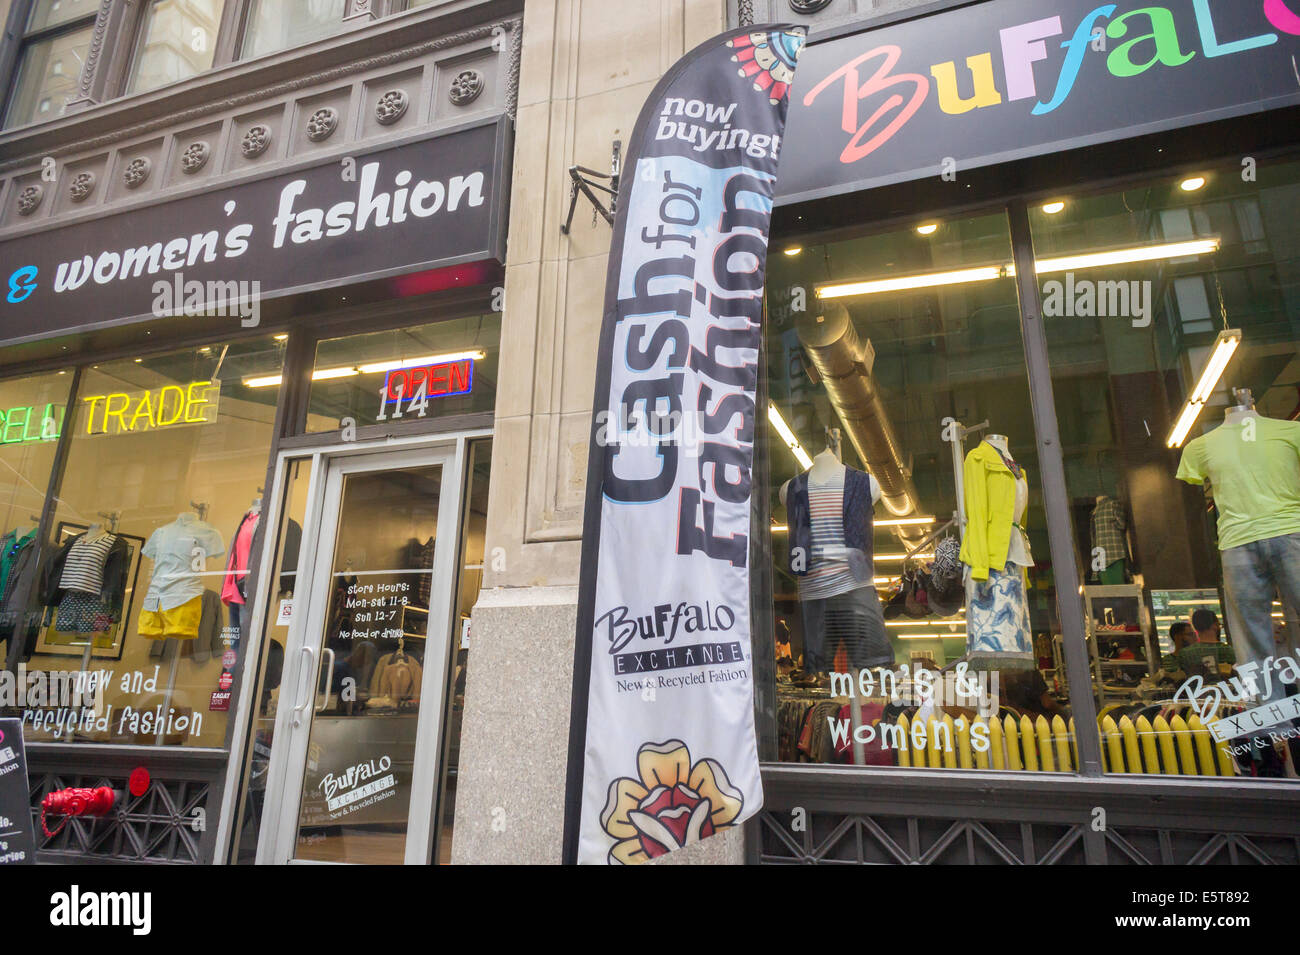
top-left (0, 719), bottom-right (36, 864)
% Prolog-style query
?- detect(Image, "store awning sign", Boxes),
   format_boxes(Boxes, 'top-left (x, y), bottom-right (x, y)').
top-left (0, 117), bottom-right (510, 347)
top-left (567, 27), bottom-right (804, 865)
top-left (777, 0), bottom-right (1300, 202)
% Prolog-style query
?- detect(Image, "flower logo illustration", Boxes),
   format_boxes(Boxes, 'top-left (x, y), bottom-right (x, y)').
top-left (600, 739), bottom-right (744, 864)
top-left (728, 30), bottom-right (804, 104)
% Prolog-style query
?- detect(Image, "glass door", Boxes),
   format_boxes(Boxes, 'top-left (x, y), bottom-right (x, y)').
top-left (259, 445), bottom-right (462, 863)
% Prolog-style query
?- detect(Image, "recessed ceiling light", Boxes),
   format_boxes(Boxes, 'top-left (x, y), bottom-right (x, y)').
top-left (1042, 201), bottom-right (1066, 214)
top-left (916, 223), bottom-right (939, 236)
top-left (273, 334), bottom-right (288, 341)
top-left (1180, 176), bottom-right (1207, 192)
top-left (134, 358), bottom-right (142, 363)
top-left (783, 246), bottom-right (802, 256)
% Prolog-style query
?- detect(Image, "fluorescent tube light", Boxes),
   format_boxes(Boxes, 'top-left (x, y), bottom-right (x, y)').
top-left (818, 265), bottom-right (1005, 299)
top-left (817, 238), bottom-right (1221, 299)
top-left (1165, 329), bottom-right (1242, 448)
top-left (243, 350), bottom-right (485, 388)
top-left (768, 404), bottom-right (812, 469)
top-left (357, 349), bottom-right (486, 374)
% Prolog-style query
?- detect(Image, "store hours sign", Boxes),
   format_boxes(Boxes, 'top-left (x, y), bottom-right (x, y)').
top-left (0, 117), bottom-right (510, 347)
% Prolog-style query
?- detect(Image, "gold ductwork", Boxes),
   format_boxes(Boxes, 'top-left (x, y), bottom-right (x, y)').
top-left (795, 301), bottom-right (926, 547)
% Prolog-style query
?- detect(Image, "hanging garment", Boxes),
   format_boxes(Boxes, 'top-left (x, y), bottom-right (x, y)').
top-left (142, 513), bottom-right (226, 613)
top-left (959, 441), bottom-right (1029, 581)
top-left (965, 561), bottom-right (1034, 670)
top-left (222, 511), bottom-right (259, 605)
top-left (1090, 497), bottom-right (1129, 570)
top-left (39, 531), bottom-right (130, 624)
top-left (785, 466), bottom-right (875, 588)
top-left (0, 527), bottom-right (40, 636)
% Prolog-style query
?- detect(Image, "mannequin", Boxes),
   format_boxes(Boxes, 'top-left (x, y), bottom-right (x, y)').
top-left (1177, 388), bottom-right (1300, 712)
top-left (139, 510), bottom-right (226, 643)
top-left (1090, 493), bottom-right (1129, 584)
top-left (781, 430), bottom-right (891, 674)
top-left (959, 433), bottom-right (1034, 670)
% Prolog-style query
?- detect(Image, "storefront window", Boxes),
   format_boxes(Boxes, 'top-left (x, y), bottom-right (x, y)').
top-left (241, 0), bottom-right (345, 60)
top-left (303, 314), bottom-right (500, 433)
top-left (762, 212), bottom-right (1074, 772)
top-left (0, 369), bottom-right (72, 670)
top-left (126, 0), bottom-right (227, 95)
top-left (15, 338), bottom-right (283, 748)
top-left (1032, 160), bottom-right (1300, 778)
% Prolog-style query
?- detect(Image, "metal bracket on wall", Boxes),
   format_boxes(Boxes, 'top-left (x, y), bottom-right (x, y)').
top-left (560, 140), bottom-right (620, 234)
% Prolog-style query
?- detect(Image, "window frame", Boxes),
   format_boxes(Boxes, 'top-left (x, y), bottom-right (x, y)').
top-left (1, 0), bottom-right (99, 130)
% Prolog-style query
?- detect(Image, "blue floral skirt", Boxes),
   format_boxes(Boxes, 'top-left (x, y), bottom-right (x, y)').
top-left (965, 563), bottom-right (1033, 670)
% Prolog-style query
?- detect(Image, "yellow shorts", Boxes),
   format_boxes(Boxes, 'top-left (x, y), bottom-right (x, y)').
top-left (138, 595), bottom-right (202, 640)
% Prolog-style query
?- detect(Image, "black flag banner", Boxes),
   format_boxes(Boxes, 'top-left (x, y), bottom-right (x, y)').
top-left (565, 26), bottom-right (805, 865)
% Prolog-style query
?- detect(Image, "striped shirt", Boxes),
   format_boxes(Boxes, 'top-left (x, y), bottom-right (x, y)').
top-left (58, 533), bottom-right (117, 595)
top-left (797, 473), bottom-right (864, 600)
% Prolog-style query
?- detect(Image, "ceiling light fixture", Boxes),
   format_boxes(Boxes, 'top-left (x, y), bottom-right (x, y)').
top-left (916, 223), bottom-right (939, 235)
top-left (243, 350), bottom-right (486, 388)
top-left (783, 246), bottom-right (803, 256)
top-left (1180, 176), bottom-right (1207, 192)
top-left (1042, 201), bottom-right (1066, 214)
top-left (1166, 328), bottom-right (1242, 448)
top-left (767, 403), bottom-right (812, 469)
top-left (818, 238), bottom-right (1221, 299)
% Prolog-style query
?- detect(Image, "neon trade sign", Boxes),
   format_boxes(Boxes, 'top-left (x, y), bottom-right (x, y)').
top-left (777, 0), bottom-right (1300, 200)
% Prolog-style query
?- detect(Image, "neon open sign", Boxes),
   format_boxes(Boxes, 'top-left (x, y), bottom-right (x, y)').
top-left (382, 358), bottom-right (474, 404)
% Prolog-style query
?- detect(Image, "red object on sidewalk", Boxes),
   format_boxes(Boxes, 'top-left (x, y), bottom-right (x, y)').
top-left (40, 786), bottom-right (117, 837)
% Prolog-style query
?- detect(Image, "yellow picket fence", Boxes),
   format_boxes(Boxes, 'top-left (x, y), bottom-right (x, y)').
top-left (885, 711), bottom-right (1237, 775)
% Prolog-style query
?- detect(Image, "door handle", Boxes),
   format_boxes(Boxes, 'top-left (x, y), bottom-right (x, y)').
top-left (292, 645), bottom-right (316, 728)
top-left (316, 647), bottom-right (336, 713)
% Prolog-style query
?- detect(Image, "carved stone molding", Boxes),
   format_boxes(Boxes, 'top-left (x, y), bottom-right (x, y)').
top-left (449, 70), bottom-right (484, 107)
top-left (737, 0), bottom-right (756, 27)
top-left (123, 157), bottom-right (151, 188)
top-left (0, 18), bottom-right (522, 176)
top-left (343, 0), bottom-right (377, 22)
top-left (789, 0), bottom-right (832, 12)
top-left (70, 171), bottom-right (96, 202)
top-left (306, 107), bottom-right (339, 142)
top-left (375, 89), bottom-right (409, 125)
top-left (64, 0), bottom-right (113, 113)
top-left (180, 141), bottom-right (211, 174)
top-left (241, 124), bottom-right (273, 158)
top-left (17, 184), bottom-right (43, 216)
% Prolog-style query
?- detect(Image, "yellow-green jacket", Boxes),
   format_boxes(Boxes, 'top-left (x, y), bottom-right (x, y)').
top-left (959, 442), bottom-right (1023, 581)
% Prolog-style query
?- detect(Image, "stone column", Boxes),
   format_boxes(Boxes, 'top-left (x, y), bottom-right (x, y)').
top-left (451, 0), bottom-right (738, 865)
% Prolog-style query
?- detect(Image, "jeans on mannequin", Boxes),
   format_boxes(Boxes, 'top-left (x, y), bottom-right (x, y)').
top-left (1221, 531), bottom-right (1300, 706)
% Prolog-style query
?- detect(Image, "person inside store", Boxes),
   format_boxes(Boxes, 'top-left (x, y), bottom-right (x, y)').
top-left (1000, 667), bottom-right (1070, 721)
top-left (1175, 609), bottom-right (1235, 683)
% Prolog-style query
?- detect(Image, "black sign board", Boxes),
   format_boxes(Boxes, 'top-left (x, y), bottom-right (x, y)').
top-left (0, 718), bottom-right (36, 864)
top-left (776, 0), bottom-right (1300, 204)
top-left (0, 115), bottom-right (511, 347)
